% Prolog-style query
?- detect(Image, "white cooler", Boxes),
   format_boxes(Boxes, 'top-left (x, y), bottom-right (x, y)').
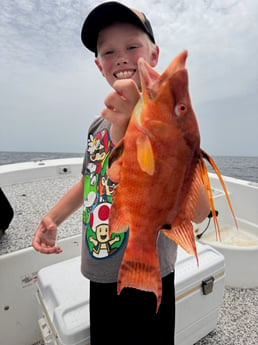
top-left (36, 242), bottom-right (225, 345)
top-left (175, 242), bottom-right (225, 345)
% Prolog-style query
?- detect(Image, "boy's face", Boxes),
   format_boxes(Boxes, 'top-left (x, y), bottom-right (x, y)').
top-left (95, 23), bottom-right (159, 89)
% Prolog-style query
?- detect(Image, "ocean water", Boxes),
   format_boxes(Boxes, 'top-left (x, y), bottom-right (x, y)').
top-left (206, 155), bottom-right (258, 183)
top-left (0, 151), bottom-right (83, 165)
top-left (0, 151), bottom-right (257, 183)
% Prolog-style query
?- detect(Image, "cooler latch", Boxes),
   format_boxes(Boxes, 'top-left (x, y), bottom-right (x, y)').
top-left (202, 276), bottom-right (215, 295)
top-left (38, 317), bottom-right (53, 344)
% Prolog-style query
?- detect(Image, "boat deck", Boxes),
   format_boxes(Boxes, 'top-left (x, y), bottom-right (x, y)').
top-left (1, 176), bottom-right (258, 345)
top-left (0, 175), bottom-right (82, 255)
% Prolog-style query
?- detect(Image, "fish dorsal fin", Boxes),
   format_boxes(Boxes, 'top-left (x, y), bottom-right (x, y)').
top-left (161, 163), bottom-right (202, 264)
top-left (198, 156), bottom-right (221, 240)
top-left (162, 221), bottom-right (198, 265)
top-left (136, 134), bottom-right (155, 175)
top-left (200, 149), bottom-right (238, 231)
top-left (107, 139), bottom-right (124, 183)
top-left (160, 50), bottom-right (187, 80)
top-left (138, 51), bottom-right (188, 105)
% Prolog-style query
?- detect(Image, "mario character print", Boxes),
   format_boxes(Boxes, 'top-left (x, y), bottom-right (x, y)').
top-left (83, 128), bottom-right (127, 259)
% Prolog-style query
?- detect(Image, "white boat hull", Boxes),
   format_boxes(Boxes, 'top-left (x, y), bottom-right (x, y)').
top-left (0, 157), bottom-right (257, 345)
top-left (0, 235), bottom-right (81, 345)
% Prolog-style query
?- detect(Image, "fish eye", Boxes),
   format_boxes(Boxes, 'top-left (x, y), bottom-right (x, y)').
top-left (175, 103), bottom-right (187, 116)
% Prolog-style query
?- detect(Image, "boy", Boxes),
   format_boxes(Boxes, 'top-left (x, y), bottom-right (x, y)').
top-left (32, 2), bottom-right (210, 344)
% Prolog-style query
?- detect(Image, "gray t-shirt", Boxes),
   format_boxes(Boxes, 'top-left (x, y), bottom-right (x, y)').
top-left (81, 116), bottom-right (177, 283)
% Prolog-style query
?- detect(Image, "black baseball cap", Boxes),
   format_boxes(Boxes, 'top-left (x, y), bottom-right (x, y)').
top-left (81, 1), bottom-right (155, 56)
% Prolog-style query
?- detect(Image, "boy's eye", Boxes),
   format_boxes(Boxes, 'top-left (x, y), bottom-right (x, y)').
top-left (127, 45), bottom-right (137, 50)
top-left (103, 50), bottom-right (114, 56)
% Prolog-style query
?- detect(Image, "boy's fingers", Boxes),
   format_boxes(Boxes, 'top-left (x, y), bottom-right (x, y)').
top-left (101, 107), bottom-right (128, 126)
top-left (101, 79), bottom-right (141, 144)
top-left (103, 91), bottom-right (138, 118)
top-left (32, 224), bottom-right (61, 254)
top-left (113, 79), bottom-right (140, 103)
top-left (32, 238), bottom-right (41, 251)
top-left (104, 91), bottom-right (129, 114)
top-left (32, 237), bottom-right (62, 254)
top-left (103, 79), bottom-right (140, 114)
top-left (39, 246), bottom-right (62, 254)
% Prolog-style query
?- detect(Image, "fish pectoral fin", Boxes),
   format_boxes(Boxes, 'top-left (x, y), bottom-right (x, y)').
top-left (162, 221), bottom-right (198, 265)
top-left (136, 134), bottom-right (155, 175)
top-left (109, 201), bottom-right (128, 235)
top-left (109, 139), bottom-right (124, 167)
top-left (107, 156), bottom-right (122, 183)
top-left (109, 223), bottom-right (128, 235)
top-left (107, 139), bottom-right (125, 183)
top-left (109, 216), bottom-right (128, 235)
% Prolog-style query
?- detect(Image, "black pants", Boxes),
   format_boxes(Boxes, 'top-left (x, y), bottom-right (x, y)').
top-left (90, 272), bottom-right (175, 345)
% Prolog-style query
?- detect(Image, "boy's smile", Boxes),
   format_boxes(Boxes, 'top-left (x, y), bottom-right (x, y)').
top-left (114, 69), bottom-right (136, 80)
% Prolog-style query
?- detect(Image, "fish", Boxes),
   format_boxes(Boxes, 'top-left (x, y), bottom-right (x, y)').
top-left (107, 50), bottom-right (238, 312)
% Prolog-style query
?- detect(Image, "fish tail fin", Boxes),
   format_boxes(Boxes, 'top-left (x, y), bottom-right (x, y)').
top-left (117, 243), bottom-right (162, 313)
top-left (162, 222), bottom-right (198, 265)
top-left (201, 150), bottom-right (238, 232)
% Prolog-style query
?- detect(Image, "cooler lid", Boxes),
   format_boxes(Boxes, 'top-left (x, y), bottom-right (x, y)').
top-left (175, 242), bottom-right (225, 296)
top-left (37, 256), bottom-right (90, 345)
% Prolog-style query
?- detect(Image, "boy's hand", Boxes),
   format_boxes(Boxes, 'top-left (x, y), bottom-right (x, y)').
top-left (101, 79), bottom-right (140, 144)
top-left (32, 215), bottom-right (62, 254)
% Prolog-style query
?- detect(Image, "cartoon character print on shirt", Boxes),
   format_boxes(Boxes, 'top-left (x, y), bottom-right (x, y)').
top-left (83, 128), bottom-right (127, 259)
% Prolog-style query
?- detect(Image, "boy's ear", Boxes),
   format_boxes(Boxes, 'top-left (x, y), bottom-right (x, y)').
top-left (95, 59), bottom-right (105, 76)
top-left (150, 45), bottom-right (160, 68)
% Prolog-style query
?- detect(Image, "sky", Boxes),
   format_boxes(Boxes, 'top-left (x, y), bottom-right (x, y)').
top-left (0, 0), bottom-right (257, 156)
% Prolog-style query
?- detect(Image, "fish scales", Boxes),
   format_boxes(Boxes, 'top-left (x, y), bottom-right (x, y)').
top-left (107, 50), bottom-right (238, 312)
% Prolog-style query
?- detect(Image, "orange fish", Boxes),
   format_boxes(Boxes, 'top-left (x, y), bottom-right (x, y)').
top-left (107, 50), bottom-right (237, 311)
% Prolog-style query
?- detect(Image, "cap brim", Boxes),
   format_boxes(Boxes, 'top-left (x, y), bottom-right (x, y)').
top-left (81, 2), bottom-right (152, 54)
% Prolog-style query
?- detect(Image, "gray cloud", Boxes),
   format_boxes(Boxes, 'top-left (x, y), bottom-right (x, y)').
top-left (0, 0), bottom-right (257, 155)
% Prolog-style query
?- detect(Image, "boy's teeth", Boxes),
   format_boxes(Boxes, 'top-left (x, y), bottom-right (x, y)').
top-left (115, 70), bottom-right (134, 79)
